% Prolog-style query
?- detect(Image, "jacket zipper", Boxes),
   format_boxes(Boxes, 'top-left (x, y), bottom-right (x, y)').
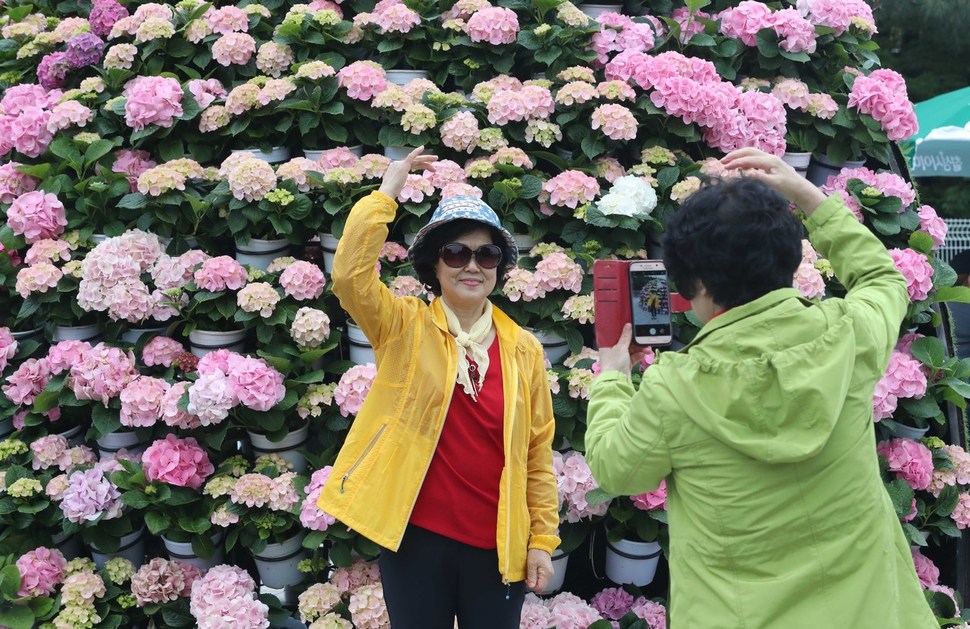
top-left (503, 357), bottom-right (517, 594)
top-left (340, 424), bottom-right (386, 493)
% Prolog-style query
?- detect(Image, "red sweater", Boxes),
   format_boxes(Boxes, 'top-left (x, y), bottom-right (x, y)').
top-left (409, 338), bottom-right (505, 548)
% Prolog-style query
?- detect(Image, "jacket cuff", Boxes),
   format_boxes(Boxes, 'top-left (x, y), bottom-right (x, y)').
top-left (528, 534), bottom-right (561, 554)
top-left (371, 190), bottom-right (399, 209)
top-left (804, 195), bottom-right (845, 232)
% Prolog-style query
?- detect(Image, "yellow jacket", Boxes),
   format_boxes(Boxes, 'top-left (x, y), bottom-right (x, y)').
top-left (318, 192), bottom-right (560, 583)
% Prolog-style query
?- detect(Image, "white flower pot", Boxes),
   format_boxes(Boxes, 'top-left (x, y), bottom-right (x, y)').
top-left (96, 429), bottom-right (147, 459)
top-left (90, 527), bottom-right (146, 570)
top-left (120, 324), bottom-right (168, 345)
top-left (806, 155), bottom-right (866, 187)
top-left (385, 69), bottom-right (430, 86)
top-left (53, 423), bottom-right (86, 447)
top-left (162, 533), bottom-right (225, 570)
top-left (578, 3), bottom-right (623, 19)
top-left (254, 531), bottom-right (308, 588)
top-left (346, 320), bottom-right (375, 365)
top-left (527, 328), bottom-right (569, 364)
top-left (538, 550), bottom-right (569, 595)
top-left (247, 424), bottom-right (310, 474)
top-left (320, 232), bottom-right (340, 274)
top-left (188, 328), bottom-right (247, 358)
top-left (52, 530), bottom-right (84, 561)
top-left (605, 538), bottom-right (662, 586)
top-left (303, 145), bottom-right (364, 161)
top-left (231, 146), bottom-right (291, 164)
top-left (52, 323), bottom-right (101, 343)
top-left (782, 151), bottom-right (812, 178)
top-left (383, 145), bottom-right (418, 161)
top-left (90, 233), bottom-right (110, 245)
top-left (513, 233), bottom-right (536, 257)
top-left (235, 237), bottom-right (292, 272)
top-left (11, 327), bottom-right (43, 342)
top-left (891, 423), bottom-right (929, 441)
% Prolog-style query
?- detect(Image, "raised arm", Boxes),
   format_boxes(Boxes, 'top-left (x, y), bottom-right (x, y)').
top-left (330, 148), bottom-right (438, 346)
top-left (720, 147), bottom-right (908, 361)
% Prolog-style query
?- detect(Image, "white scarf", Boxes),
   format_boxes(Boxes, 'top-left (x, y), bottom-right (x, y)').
top-left (440, 299), bottom-right (493, 402)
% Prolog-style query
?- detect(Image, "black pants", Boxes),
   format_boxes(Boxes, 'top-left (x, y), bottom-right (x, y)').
top-left (379, 525), bottom-right (525, 629)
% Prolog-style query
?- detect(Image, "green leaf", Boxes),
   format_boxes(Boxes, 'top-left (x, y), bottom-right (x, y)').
top-left (91, 405), bottom-right (122, 439)
top-left (0, 564), bottom-right (22, 599)
top-left (934, 286), bottom-right (970, 304)
top-left (122, 491), bottom-right (151, 509)
top-left (0, 605), bottom-right (34, 629)
top-left (910, 337), bottom-right (945, 369)
top-left (145, 510), bottom-right (170, 535)
top-left (585, 487), bottom-right (616, 506)
top-left (117, 193), bottom-right (149, 210)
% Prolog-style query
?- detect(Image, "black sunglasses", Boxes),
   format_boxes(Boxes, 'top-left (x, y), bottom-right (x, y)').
top-left (438, 243), bottom-right (504, 269)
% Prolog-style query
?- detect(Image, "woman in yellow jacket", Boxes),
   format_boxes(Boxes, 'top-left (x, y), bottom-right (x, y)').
top-left (318, 148), bottom-right (560, 628)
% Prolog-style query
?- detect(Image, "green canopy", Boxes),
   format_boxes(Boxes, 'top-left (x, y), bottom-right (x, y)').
top-left (900, 86), bottom-right (970, 177)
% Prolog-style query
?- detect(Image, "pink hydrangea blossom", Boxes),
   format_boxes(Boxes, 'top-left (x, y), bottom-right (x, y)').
top-left (911, 548), bottom-right (940, 588)
top-left (334, 363), bottom-right (377, 417)
top-left (502, 268), bottom-right (546, 302)
top-left (554, 450), bottom-right (609, 522)
top-left (771, 7), bottom-right (817, 53)
top-left (0, 161), bottom-right (39, 203)
top-left (8, 106), bottom-right (54, 158)
top-left (632, 479), bottom-right (667, 511)
top-left (630, 597), bottom-right (668, 628)
top-left (124, 75), bottom-right (184, 131)
top-left (797, 0), bottom-right (875, 36)
top-left (542, 171), bottom-right (600, 209)
top-left (187, 372), bottom-right (237, 426)
top-left (889, 248), bottom-right (933, 303)
top-left (877, 438), bottom-right (933, 491)
top-left (142, 336), bottom-right (185, 367)
top-left (130, 557), bottom-right (194, 605)
top-left (545, 591), bottom-right (603, 628)
top-left (59, 467), bottom-right (124, 522)
top-left (918, 205), bottom-right (947, 249)
top-left (872, 350), bottom-right (928, 421)
top-left (330, 560), bottom-right (382, 597)
top-left (212, 32), bottom-right (256, 66)
top-left (142, 434), bottom-right (214, 490)
top-left (237, 282), bottom-right (280, 317)
top-left (279, 260), bottom-right (326, 300)
top-left (226, 355), bottom-right (286, 411)
top-left (848, 69), bottom-right (918, 141)
top-left (221, 153), bottom-right (277, 202)
top-left (440, 111), bottom-right (479, 153)
top-left (719, 1), bottom-right (774, 46)
top-left (301, 467), bottom-right (337, 530)
top-left (337, 61), bottom-right (387, 102)
top-left (190, 565), bottom-right (267, 628)
top-left (119, 375), bottom-right (168, 428)
top-left (952, 493), bottom-right (970, 530)
top-left (69, 344), bottom-right (138, 406)
top-left (3, 357), bottom-right (51, 405)
top-left (348, 583), bottom-right (390, 629)
top-left (0, 328), bottom-right (17, 373)
top-left (194, 256), bottom-right (248, 292)
top-left (206, 5), bottom-right (249, 34)
top-left (6, 190), bottom-right (67, 243)
top-left (47, 340), bottom-right (91, 376)
top-left (111, 149), bottom-right (157, 190)
top-left (374, 2), bottom-right (421, 33)
top-left (187, 78), bottom-right (227, 110)
top-left (591, 103), bottom-right (638, 141)
top-left (17, 547), bottom-right (67, 597)
top-left (534, 252), bottom-right (583, 293)
top-left (465, 7), bottom-right (519, 45)
top-left (89, 0), bottom-right (129, 38)
top-left (590, 587), bottom-right (635, 621)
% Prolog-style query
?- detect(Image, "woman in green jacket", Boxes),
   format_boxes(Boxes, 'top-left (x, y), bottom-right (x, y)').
top-left (318, 148), bottom-right (560, 628)
top-left (587, 148), bottom-right (937, 628)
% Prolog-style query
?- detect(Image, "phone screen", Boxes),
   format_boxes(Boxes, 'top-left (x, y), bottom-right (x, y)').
top-left (630, 267), bottom-right (672, 341)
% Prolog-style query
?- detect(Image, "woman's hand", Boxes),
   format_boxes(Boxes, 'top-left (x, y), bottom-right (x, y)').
top-left (377, 146), bottom-right (438, 201)
top-left (526, 548), bottom-right (553, 592)
top-left (597, 323), bottom-right (649, 378)
top-left (719, 147), bottom-right (827, 215)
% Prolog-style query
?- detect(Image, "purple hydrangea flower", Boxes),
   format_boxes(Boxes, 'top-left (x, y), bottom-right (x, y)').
top-left (36, 52), bottom-right (73, 90)
top-left (88, 0), bottom-right (129, 38)
top-left (65, 33), bottom-right (105, 68)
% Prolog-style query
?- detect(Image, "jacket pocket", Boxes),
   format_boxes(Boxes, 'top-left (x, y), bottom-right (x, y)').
top-left (340, 423), bottom-right (387, 493)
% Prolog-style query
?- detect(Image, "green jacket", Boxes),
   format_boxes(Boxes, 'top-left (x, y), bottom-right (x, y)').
top-left (586, 196), bottom-right (937, 628)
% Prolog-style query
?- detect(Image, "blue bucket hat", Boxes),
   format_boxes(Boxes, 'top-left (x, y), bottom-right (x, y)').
top-left (407, 195), bottom-right (518, 268)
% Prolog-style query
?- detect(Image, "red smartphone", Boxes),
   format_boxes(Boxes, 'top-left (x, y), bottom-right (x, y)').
top-left (594, 259), bottom-right (683, 348)
top-left (593, 260), bottom-right (633, 349)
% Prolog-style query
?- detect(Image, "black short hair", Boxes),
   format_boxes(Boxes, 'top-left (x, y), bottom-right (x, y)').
top-left (662, 177), bottom-right (804, 309)
top-left (410, 219), bottom-right (512, 296)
